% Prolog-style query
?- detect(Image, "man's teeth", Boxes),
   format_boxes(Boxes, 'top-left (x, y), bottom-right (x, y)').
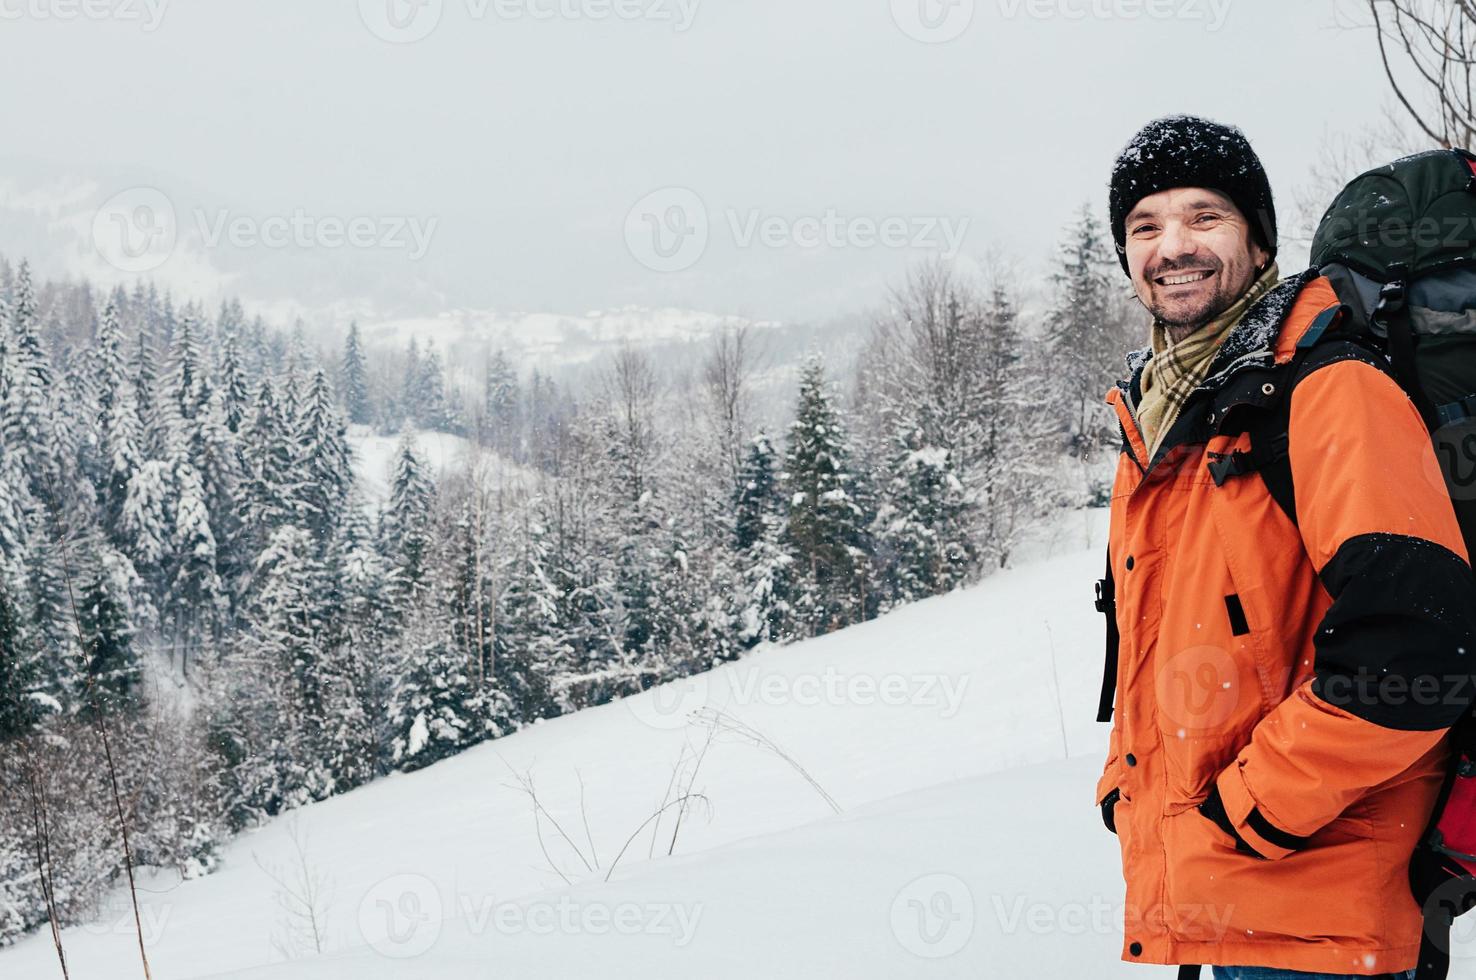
top-left (1158, 271), bottom-right (1212, 285)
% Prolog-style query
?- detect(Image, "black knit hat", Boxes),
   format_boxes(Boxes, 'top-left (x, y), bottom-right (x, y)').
top-left (1107, 114), bottom-right (1277, 277)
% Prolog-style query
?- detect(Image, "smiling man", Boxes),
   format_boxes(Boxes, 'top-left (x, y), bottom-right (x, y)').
top-left (1093, 115), bottom-right (1476, 980)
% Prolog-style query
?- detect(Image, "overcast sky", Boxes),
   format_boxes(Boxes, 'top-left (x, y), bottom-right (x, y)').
top-left (0, 0), bottom-right (1399, 326)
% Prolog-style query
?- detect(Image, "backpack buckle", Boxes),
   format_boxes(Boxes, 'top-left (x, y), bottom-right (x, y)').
top-left (1094, 577), bottom-right (1114, 614)
top-left (1206, 450), bottom-right (1250, 487)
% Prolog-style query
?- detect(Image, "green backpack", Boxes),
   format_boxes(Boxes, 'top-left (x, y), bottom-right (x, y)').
top-left (1310, 147), bottom-right (1476, 980)
top-left (1311, 147), bottom-right (1476, 550)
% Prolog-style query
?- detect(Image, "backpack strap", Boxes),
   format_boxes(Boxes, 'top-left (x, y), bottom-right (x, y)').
top-left (1095, 549), bottom-right (1118, 724)
top-left (1207, 335), bottom-right (1391, 527)
top-left (1376, 274), bottom-right (1440, 431)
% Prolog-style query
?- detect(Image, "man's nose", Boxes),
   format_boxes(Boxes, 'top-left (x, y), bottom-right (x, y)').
top-left (1155, 219), bottom-right (1198, 268)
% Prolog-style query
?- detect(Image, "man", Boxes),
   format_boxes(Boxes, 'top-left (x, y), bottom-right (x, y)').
top-left (1095, 114), bottom-right (1476, 979)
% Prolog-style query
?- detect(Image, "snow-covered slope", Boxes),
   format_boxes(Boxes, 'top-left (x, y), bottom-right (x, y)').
top-left (5, 512), bottom-right (1466, 978)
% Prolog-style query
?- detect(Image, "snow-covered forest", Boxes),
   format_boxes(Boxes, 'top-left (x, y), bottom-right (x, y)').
top-left (0, 205), bottom-right (1137, 949)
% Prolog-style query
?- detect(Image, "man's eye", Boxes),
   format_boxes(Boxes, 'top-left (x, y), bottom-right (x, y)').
top-left (1195, 214), bottom-right (1220, 224)
top-left (1131, 224), bottom-right (1157, 235)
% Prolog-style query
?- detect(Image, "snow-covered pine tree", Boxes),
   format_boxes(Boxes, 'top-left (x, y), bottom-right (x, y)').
top-left (340, 321), bottom-right (371, 426)
top-left (78, 547), bottom-right (142, 719)
top-left (419, 344), bottom-right (454, 433)
top-left (238, 380), bottom-right (298, 562)
top-left (734, 431), bottom-right (794, 648)
top-left (329, 486), bottom-right (398, 784)
top-left (248, 524), bottom-right (334, 806)
top-left (217, 326), bottom-right (251, 435)
top-left (93, 300), bottom-right (143, 539)
top-left (167, 461), bottom-right (225, 675)
top-left (401, 337), bottom-right (425, 427)
top-left (379, 434), bottom-right (436, 608)
top-left (294, 368), bottom-right (351, 550)
top-left (1045, 203), bottom-right (1136, 465)
top-left (494, 503), bottom-right (563, 724)
top-left (975, 281), bottom-right (1056, 567)
top-left (0, 577), bottom-right (40, 740)
top-left (782, 355), bottom-right (870, 636)
top-left (482, 347), bottom-right (519, 454)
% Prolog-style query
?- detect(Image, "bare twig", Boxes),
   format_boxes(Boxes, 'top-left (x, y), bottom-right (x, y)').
top-left (603, 793), bottom-right (712, 883)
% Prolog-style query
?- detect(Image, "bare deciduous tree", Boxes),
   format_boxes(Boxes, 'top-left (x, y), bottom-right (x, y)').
top-left (1365, 0), bottom-right (1476, 149)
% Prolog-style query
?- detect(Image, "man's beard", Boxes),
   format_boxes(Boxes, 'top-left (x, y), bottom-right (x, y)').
top-left (1147, 264), bottom-right (1248, 331)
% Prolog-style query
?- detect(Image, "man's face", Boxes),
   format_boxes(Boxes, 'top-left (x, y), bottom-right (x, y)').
top-left (1123, 187), bottom-right (1270, 332)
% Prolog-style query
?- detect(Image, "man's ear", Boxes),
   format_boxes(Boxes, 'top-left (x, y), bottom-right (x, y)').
top-left (1249, 239), bottom-right (1270, 273)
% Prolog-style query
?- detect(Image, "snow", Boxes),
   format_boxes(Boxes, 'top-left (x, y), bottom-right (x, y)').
top-left (4, 509), bottom-right (1471, 978)
top-left (346, 426), bottom-right (535, 508)
top-left (356, 307), bottom-right (784, 379)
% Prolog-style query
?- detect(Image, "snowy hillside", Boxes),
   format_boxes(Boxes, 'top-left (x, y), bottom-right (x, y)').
top-left (3, 513), bottom-right (1468, 979)
top-left (346, 427), bottom-right (538, 509)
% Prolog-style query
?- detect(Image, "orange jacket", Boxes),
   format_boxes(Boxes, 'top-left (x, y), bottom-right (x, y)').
top-left (1096, 270), bottom-right (1476, 974)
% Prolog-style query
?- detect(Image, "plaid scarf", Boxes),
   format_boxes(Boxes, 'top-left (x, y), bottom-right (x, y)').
top-left (1134, 261), bottom-right (1280, 459)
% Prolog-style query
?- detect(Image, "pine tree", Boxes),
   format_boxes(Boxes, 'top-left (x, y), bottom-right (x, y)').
top-left (495, 506), bottom-right (562, 724)
top-left (294, 368), bottom-right (352, 549)
top-left (0, 578), bottom-right (40, 740)
top-left (340, 322), bottom-right (371, 426)
top-left (391, 615), bottom-right (481, 772)
top-left (734, 432), bottom-right (793, 648)
top-left (93, 301), bottom-right (142, 537)
top-left (1046, 203), bottom-right (1134, 462)
top-left (483, 348), bottom-right (519, 452)
top-left (419, 345), bottom-right (453, 433)
top-left (78, 549), bottom-right (142, 719)
top-left (380, 435), bottom-right (436, 606)
top-left (402, 337), bottom-right (424, 426)
top-left (783, 355), bottom-right (869, 636)
top-left (249, 524), bottom-right (334, 805)
top-left (217, 327), bottom-right (251, 435)
top-left (2, 263), bottom-right (56, 502)
top-left (239, 380), bottom-right (298, 558)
